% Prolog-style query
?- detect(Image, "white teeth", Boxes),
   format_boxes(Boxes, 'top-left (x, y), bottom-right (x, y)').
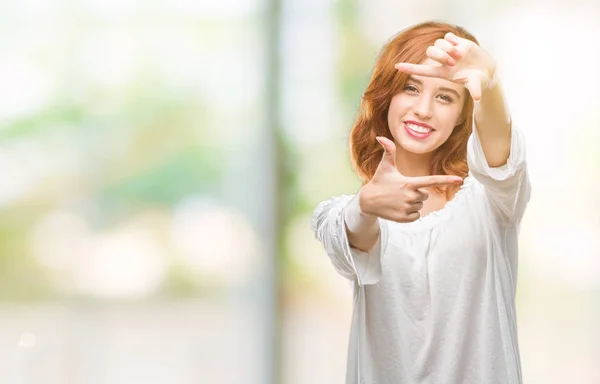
top-left (406, 123), bottom-right (432, 133)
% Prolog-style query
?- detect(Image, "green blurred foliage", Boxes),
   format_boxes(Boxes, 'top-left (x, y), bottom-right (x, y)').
top-left (0, 76), bottom-right (223, 301)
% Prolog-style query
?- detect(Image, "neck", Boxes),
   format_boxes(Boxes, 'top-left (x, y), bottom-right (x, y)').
top-left (394, 146), bottom-right (434, 177)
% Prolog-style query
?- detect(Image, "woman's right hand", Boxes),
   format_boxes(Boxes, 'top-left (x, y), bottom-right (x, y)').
top-left (359, 136), bottom-right (463, 223)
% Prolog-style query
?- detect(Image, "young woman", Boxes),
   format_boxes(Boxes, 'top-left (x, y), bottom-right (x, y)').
top-left (311, 21), bottom-right (531, 384)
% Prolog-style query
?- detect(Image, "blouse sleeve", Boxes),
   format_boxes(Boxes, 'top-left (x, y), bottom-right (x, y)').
top-left (311, 195), bottom-right (389, 286)
top-left (467, 119), bottom-right (532, 227)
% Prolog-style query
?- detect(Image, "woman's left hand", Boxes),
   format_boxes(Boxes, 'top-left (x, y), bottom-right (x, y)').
top-left (394, 32), bottom-right (496, 101)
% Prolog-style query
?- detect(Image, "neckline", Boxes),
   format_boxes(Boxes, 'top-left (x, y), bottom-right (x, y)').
top-left (390, 175), bottom-right (474, 231)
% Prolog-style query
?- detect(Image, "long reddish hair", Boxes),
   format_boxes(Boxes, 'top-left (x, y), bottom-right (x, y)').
top-left (350, 21), bottom-right (479, 197)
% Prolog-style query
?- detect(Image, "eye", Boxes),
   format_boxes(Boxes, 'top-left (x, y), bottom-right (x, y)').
top-left (437, 94), bottom-right (453, 103)
top-left (403, 84), bottom-right (418, 93)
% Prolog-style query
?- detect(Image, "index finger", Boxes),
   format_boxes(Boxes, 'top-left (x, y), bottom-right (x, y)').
top-left (394, 63), bottom-right (444, 78)
top-left (406, 175), bottom-right (463, 189)
top-left (444, 32), bottom-right (461, 45)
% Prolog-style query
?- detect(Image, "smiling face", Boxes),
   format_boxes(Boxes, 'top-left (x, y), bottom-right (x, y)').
top-left (387, 58), bottom-right (467, 156)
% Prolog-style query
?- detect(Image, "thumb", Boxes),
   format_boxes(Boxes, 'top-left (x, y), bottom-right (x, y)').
top-left (466, 76), bottom-right (482, 102)
top-left (375, 136), bottom-right (397, 168)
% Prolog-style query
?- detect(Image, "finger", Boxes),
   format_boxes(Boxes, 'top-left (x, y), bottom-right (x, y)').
top-left (394, 62), bottom-right (444, 78)
top-left (466, 77), bottom-right (482, 101)
top-left (406, 201), bottom-right (424, 213)
top-left (375, 136), bottom-right (397, 169)
top-left (444, 32), bottom-right (460, 46)
top-left (414, 189), bottom-right (429, 202)
top-left (405, 189), bottom-right (428, 203)
top-left (434, 38), bottom-right (462, 59)
top-left (427, 46), bottom-right (456, 66)
top-left (426, 46), bottom-right (456, 66)
top-left (403, 211), bottom-right (421, 223)
top-left (406, 175), bottom-right (463, 189)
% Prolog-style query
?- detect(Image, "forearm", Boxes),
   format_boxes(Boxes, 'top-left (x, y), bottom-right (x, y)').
top-left (344, 192), bottom-right (380, 252)
top-left (474, 77), bottom-right (512, 167)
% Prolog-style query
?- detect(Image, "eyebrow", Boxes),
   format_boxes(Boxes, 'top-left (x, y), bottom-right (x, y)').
top-left (407, 76), bottom-right (462, 100)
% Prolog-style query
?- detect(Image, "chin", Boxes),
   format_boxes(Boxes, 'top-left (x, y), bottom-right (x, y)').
top-left (401, 143), bottom-right (436, 155)
top-left (394, 134), bottom-right (440, 155)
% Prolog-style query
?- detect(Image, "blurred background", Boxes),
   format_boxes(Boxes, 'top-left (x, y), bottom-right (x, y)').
top-left (0, 0), bottom-right (599, 383)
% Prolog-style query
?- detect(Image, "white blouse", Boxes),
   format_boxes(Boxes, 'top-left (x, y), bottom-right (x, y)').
top-left (311, 122), bottom-right (531, 384)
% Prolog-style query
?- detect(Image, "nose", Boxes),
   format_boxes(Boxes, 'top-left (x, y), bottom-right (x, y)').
top-left (412, 95), bottom-right (433, 119)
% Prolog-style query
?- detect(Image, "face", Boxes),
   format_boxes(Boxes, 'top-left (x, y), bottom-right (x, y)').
top-left (387, 58), bottom-right (466, 155)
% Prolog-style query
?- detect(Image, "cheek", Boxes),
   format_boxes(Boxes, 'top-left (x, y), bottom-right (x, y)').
top-left (444, 108), bottom-right (464, 128)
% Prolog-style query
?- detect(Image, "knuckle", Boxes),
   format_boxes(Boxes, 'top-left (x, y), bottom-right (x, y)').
top-left (394, 215), bottom-right (408, 223)
top-left (395, 211), bottom-right (412, 223)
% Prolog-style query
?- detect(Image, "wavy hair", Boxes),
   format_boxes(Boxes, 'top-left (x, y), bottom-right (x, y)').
top-left (350, 21), bottom-right (479, 197)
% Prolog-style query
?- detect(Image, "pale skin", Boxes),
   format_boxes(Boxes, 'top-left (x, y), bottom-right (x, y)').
top-left (346, 32), bottom-right (512, 252)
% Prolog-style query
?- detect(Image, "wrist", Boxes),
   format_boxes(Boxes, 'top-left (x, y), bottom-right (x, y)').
top-left (345, 191), bottom-right (377, 234)
top-left (356, 188), bottom-right (376, 218)
top-left (483, 66), bottom-right (498, 90)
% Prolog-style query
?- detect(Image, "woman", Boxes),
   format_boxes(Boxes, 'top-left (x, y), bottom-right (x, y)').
top-left (311, 21), bottom-right (531, 384)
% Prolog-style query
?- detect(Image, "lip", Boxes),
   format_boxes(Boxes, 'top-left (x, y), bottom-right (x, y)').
top-left (404, 121), bottom-right (434, 139)
top-left (404, 120), bottom-right (434, 130)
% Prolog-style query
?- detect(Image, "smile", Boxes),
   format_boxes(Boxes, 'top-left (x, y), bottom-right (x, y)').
top-left (404, 121), bottom-right (434, 139)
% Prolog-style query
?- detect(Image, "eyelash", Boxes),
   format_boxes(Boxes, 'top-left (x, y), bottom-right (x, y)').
top-left (403, 85), bottom-right (454, 103)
